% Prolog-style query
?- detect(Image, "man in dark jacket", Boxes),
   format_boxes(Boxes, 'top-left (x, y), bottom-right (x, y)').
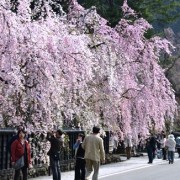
top-left (47, 129), bottom-right (64, 180)
top-left (73, 133), bottom-right (85, 180)
top-left (146, 135), bottom-right (156, 164)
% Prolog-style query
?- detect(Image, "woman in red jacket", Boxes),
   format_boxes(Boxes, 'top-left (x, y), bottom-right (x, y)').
top-left (11, 129), bottom-right (32, 180)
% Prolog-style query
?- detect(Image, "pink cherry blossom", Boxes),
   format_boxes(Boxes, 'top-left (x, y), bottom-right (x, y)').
top-left (0, 0), bottom-right (177, 143)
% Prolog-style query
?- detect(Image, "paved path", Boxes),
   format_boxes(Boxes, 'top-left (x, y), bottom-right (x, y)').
top-left (29, 153), bottom-right (180, 180)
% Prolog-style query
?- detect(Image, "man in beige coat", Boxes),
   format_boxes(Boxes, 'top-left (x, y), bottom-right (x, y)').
top-left (82, 126), bottom-right (105, 180)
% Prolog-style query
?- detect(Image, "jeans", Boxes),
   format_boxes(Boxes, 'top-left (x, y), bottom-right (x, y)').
top-left (50, 157), bottom-right (61, 180)
top-left (14, 166), bottom-right (28, 180)
top-left (168, 151), bottom-right (174, 163)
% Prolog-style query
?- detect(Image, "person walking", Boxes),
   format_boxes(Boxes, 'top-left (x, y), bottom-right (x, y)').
top-left (124, 134), bottom-right (133, 159)
top-left (165, 134), bottom-right (176, 164)
top-left (82, 126), bottom-right (105, 180)
top-left (73, 133), bottom-right (85, 180)
top-left (160, 134), bottom-right (167, 160)
top-left (146, 135), bottom-right (156, 164)
top-left (11, 128), bottom-right (32, 180)
top-left (176, 137), bottom-right (180, 158)
top-left (47, 129), bottom-right (64, 180)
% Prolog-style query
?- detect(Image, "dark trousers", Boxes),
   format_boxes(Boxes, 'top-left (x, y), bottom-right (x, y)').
top-left (177, 148), bottom-right (180, 157)
top-left (50, 157), bottom-right (61, 180)
top-left (147, 148), bottom-right (153, 163)
top-left (162, 148), bottom-right (167, 160)
top-left (75, 158), bottom-right (85, 180)
top-left (14, 166), bottom-right (28, 180)
top-left (126, 147), bottom-right (132, 159)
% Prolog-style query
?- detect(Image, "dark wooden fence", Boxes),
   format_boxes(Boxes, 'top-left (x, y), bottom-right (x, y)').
top-left (0, 129), bottom-right (16, 170)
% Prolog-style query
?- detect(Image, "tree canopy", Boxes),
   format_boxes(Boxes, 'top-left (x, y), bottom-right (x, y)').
top-left (0, 0), bottom-right (177, 141)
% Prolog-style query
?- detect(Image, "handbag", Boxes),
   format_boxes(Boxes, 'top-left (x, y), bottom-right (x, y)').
top-left (14, 156), bottom-right (24, 170)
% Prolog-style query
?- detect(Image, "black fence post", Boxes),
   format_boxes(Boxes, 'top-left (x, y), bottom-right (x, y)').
top-left (0, 128), bottom-right (16, 179)
top-left (0, 128), bottom-right (16, 170)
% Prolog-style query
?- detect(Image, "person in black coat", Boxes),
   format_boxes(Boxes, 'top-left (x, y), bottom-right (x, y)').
top-left (146, 135), bottom-right (156, 164)
top-left (47, 129), bottom-right (64, 180)
top-left (73, 133), bottom-right (85, 180)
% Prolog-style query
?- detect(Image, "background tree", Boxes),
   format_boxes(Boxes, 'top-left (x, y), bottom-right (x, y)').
top-left (77, 0), bottom-right (180, 37)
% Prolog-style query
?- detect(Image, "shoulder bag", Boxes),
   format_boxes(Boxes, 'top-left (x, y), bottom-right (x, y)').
top-left (14, 156), bottom-right (24, 170)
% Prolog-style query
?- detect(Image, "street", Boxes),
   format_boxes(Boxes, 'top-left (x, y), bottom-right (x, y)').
top-left (100, 157), bottom-right (180, 180)
top-left (29, 153), bottom-right (180, 180)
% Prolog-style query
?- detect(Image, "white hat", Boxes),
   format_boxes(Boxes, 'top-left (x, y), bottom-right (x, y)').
top-left (168, 134), bottom-right (175, 139)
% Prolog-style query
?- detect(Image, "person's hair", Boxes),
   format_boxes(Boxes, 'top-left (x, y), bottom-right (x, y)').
top-left (78, 133), bottom-right (85, 140)
top-left (17, 126), bottom-right (24, 131)
top-left (57, 129), bottom-right (63, 136)
top-left (17, 129), bottom-right (26, 137)
top-left (78, 133), bottom-right (84, 137)
top-left (93, 126), bottom-right (100, 134)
